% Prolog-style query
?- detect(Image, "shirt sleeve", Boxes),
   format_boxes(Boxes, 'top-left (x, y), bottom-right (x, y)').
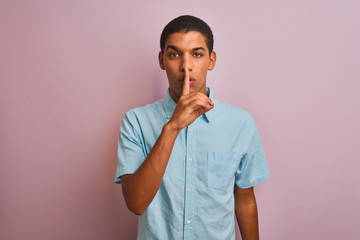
top-left (235, 115), bottom-right (270, 188)
top-left (114, 110), bottom-right (146, 184)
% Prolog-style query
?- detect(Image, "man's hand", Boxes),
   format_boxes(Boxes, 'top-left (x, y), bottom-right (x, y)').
top-left (168, 69), bottom-right (214, 131)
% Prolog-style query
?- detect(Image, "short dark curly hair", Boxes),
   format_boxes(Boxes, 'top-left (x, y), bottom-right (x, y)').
top-left (160, 15), bottom-right (214, 55)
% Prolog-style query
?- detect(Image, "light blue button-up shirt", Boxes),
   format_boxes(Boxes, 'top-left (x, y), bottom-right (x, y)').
top-left (115, 87), bottom-right (270, 240)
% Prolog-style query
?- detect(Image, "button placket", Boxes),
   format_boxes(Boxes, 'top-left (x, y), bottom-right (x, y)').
top-left (183, 126), bottom-right (196, 237)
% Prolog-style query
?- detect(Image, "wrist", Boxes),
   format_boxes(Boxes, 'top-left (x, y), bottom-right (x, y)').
top-left (163, 121), bottom-right (181, 135)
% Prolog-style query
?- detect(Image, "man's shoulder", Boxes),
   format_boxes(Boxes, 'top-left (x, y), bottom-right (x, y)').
top-left (122, 98), bottom-right (166, 127)
top-left (214, 99), bottom-right (253, 120)
top-left (126, 98), bottom-right (164, 116)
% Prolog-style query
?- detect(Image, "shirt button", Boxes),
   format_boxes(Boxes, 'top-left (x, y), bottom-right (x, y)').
top-left (189, 128), bottom-right (193, 133)
top-left (187, 188), bottom-right (192, 193)
top-left (186, 220), bottom-right (191, 224)
top-left (188, 158), bottom-right (192, 163)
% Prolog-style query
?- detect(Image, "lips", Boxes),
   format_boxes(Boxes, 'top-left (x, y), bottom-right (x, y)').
top-left (179, 78), bottom-right (196, 84)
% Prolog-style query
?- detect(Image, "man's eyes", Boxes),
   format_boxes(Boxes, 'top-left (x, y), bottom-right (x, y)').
top-left (193, 53), bottom-right (203, 58)
top-left (168, 52), bottom-right (179, 58)
top-left (167, 52), bottom-right (203, 58)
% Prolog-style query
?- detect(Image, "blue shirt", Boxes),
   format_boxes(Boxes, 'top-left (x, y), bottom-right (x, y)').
top-left (115, 87), bottom-right (270, 240)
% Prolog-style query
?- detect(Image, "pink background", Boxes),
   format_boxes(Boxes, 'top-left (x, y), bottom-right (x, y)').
top-left (1, 1), bottom-right (359, 239)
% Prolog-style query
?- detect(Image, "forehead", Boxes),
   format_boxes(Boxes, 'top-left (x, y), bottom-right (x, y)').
top-left (165, 31), bottom-right (208, 52)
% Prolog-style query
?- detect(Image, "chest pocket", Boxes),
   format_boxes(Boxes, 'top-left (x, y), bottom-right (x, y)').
top-left (207, 151), bottom-right (242, 190)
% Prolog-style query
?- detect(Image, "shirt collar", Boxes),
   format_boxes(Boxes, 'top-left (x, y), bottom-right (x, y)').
top-left (163, 87), bottom-right (216, 122)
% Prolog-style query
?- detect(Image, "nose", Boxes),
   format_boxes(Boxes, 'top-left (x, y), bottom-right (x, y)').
top-left (179, 53), bottom-right (193, 72)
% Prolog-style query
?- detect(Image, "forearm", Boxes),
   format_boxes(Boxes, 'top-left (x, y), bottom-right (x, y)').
top-left (121, 122), bottom-right (180, 215)
top-left (235, 187), bottom-right (259, 240)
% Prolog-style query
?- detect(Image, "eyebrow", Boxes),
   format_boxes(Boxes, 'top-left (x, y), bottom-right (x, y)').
top-left (193, 47), bottom-right (206, 51)
top-left (166, 45), bottom-right (178, 51)
top-left (166, 45), bottom-right (206, 52)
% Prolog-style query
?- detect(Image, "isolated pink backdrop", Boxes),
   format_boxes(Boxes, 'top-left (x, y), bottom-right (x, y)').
top-left (1, 1), bottom-right (359, 240)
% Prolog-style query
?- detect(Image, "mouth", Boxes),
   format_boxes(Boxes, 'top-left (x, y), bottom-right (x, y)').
top-left (179, 78), bottom-right (196, 84)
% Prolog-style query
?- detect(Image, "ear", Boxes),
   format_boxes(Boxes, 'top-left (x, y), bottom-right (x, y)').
top-left (208, 51), bottom-right (216, 71)
top-left (158, 51), bottom-right (165, 70)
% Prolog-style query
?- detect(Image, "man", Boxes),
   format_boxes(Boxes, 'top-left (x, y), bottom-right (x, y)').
top-left (115, 15), bottom-right (270, 240)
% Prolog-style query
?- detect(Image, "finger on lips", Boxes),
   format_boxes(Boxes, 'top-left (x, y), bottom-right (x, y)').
top-left (180, 69), bottom-right (214, 110)
top-left (181, 69), bottom-right (190, 96)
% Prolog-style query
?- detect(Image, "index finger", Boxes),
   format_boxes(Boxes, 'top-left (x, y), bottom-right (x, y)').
top-left (182, 68), bottom-right (190, 96)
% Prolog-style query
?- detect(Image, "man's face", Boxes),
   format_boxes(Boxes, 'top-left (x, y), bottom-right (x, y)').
top-left (159, 31), bottom-right (216, 102)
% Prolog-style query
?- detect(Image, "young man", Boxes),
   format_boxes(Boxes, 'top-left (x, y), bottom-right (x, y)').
top-left (115, 15), bottom-right (270, 240)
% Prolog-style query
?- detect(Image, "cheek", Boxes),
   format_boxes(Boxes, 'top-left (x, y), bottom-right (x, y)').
top-left (165, 69), bottom-right (177, 81)
top-left (196, 60), bottom-right (210, 70)
top-left (164, 64), bottom-right (178, 78)
top-left (198, 63), bottom-right (209, 76)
